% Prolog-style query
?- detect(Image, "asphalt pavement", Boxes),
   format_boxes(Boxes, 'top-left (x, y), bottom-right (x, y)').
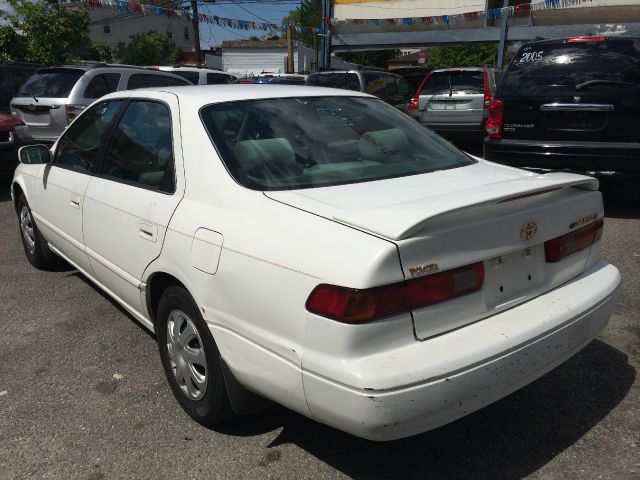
top-left (0, 178), bottom-right (638, 480)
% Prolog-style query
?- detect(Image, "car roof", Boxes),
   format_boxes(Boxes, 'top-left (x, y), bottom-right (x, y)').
top-left (430, 67), bottom-right (487, 73)
top-left (521, 35), bottom-right (640, 47)
top-left (101, 84), bottom-right (372, 106)
top-left (154, 66), bottom-right (232, 74)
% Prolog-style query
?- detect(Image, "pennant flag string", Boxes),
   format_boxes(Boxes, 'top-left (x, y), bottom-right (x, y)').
top-left (87, 0), bottom-right (597, 33)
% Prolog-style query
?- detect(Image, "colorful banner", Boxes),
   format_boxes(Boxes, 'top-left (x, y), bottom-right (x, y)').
top-left (88, 0), bottom-right (597, 32)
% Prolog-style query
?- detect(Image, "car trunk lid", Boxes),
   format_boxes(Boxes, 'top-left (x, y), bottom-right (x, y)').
top-left (266, 163), bottom-right (602, 339)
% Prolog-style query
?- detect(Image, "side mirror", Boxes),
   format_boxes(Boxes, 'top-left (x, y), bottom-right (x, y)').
top-left (18, 144), bottom-right (52, 165)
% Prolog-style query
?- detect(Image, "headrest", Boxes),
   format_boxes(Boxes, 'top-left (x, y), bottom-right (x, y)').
top-left (233, 138), bottom-right (296, 176)
top-left (358, 128), bottom-right (409, 161)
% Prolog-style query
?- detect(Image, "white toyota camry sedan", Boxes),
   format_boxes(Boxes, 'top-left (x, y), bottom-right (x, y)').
top-left (11, 85), bottom-right (621, 441)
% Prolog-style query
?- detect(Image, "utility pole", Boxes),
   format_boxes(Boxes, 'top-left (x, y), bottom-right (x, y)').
top-left (496, 0), bottom-right (509, 70)
top-left (320, 0), bottom-right (326, 68)
top-left (190, 0), bottom-right (202, 67)
top-left (287, 26), bottom-right (294, 73)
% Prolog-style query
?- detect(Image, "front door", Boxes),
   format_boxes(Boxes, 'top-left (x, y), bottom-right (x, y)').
top-left (32, 100), bottom-right (126, 274)
top-left (82, 95), bottom-right (184, 316)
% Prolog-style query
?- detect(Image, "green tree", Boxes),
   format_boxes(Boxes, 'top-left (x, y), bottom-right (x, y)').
top-left (427, 43), bottom-right (499, 68)
top-left (1, 0), bottom-right (90, 65)
top-left (282, 0), bottom-right (321, 49)
top-left (0, 25), bottom-right (26, 62)
top-left (114, 32), bottom-right (180, 66)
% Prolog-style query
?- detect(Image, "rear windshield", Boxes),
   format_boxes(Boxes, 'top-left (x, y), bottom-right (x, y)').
top-left (421, 71), bottom-right (485, 95)
top-left (306, 73), bottom-right (360, 91)
top-left (200, 96), bottom-right (474, 191)
top-left (501, 39), bottom-right (640, 96)
top-left (18, 70), bottom-right (83, 98)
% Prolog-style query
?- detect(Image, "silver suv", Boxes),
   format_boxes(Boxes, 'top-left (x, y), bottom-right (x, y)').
top-left (408, 67), bottom-right (501, 141)
top-left (306, 70), bottom-right (413, 112)
top-left (10, 64), bottom-right (192, 143)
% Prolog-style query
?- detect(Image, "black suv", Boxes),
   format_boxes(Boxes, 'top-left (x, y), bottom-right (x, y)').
top-left (484, 36), bottom-right (640, 178)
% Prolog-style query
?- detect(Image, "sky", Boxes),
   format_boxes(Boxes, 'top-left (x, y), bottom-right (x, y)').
top-left (0, 0), bottom-right (303, 49)
top-left (195, 0), bottom-right (303, 48)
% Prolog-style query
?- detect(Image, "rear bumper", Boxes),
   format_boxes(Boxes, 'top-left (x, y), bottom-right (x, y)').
top-left (302, 260), bottom-right (620, 441)
top-left (484, 138), bottom-right (640, 177)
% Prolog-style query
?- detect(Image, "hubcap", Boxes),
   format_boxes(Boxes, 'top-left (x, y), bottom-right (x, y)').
top-left (166, 310), bottom-right (208, 401)
top-left (20, 206), bottom-right (36, 255)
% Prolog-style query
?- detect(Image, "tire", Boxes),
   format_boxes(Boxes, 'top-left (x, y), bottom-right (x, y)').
top-left (17, 194), bottom-right (57, 270)
top-left (157, 286), bottom-right (235, 426)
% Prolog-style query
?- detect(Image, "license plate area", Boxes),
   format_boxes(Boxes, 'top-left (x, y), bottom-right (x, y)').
top-left (486, 246), bottom-right (545, 308)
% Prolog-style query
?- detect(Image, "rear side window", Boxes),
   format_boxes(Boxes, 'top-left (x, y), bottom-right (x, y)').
top-left (174, 71), bottom-right (200, 84)
top-left (397, 77), bottom-right (412, 98)
top-left (18, 70), bottom-right (83, 98)
top-left (306, 73), bottom-right (360, 91)
top-left (501, 39), bottom-right (640, 96)
top-left (84, 73), bottom-right (121, 99)
top-left (207, 73), bottom-right (234, 84)
top-left (126, 73), bottom-right (191, 89)
top-left (101, 101), bottom-right (174, 192)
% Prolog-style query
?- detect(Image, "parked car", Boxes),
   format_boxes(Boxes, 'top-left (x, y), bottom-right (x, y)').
top-left (10, 64), bottom-right (192, 143)
top-left (306, 70), bottom-right (413, 111)
top-left (391, 66), bottom-right (432, 93)
top-left (0, 112), bottom-right (32, 179)
top-left (12, 85), bottom-right (620, 441)
top-left (147, 66), bottom-right (237, 85)
top-left (484, 36), bottom-right (640, 178)
top-left (255, 74), bottom-right (308, 85)
top-left (408, 67), bottom-right (501, 141)
top-left (0, 62), bottom-right (41, 112)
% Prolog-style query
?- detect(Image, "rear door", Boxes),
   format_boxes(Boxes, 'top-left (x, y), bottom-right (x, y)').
top-left (419, 70), bottom-right (486, 126)
top-left (499, 38), bottom-right (640, 143)
top-left (10, 68), bottom-right (84, 142)
top-left (82, 94), bottom-right (184, 315)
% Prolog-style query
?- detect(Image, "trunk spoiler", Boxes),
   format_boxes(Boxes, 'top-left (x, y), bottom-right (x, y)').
top-left (333, 173), bottom-right (598, 241)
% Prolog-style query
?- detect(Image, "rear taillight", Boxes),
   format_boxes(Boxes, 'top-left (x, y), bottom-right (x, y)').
top-left (306, 262), bottom-right (484, 323)
top-left (485, 98), bottom-right (504, 139)
top-left (408, 94), bottom-right (420, 111)
top-left (0, 116), bottom-right (24, 131)
top-left (567, 36), bottom-right (607, 43)
top-left (65, 104), bottom-right (86, 124)
top-left (544, 219), bottom-right (603, 263)
top-left (483, 69), bottom-right (491, 109)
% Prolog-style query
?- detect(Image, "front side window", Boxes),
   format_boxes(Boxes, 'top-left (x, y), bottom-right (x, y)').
top-left (174, 71), bottom-right (200, 84)
top-left (55, 100), bottom-right (124, 172)
top-left (101, 101), bottom-right (174, 192)
top-left (84, 73), bottom-right (121, 99)
top-left (200, 96), bottom-right (474, 191)
top-left (127, 73), bottom-right (191, 89)
top-left (207, 73), bottom-right (234, 85)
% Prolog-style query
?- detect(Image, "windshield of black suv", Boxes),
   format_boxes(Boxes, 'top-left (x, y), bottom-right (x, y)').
top-left (18, 69), bottom-right (83, 98)
top-left (200, 96), bottom-right (475, 191)
top-left (501, 39), bottom-right (640, 96)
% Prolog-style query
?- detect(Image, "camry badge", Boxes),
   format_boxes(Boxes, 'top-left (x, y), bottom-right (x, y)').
top-left (569, 213), bottom-right (598, 229)
top-left (409, 262), bottom-right (439, 277)
top-left (520, 221), bottom-right (538, 241)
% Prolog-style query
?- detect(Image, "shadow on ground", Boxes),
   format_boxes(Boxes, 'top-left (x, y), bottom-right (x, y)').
top-left (219, 340), bottom-right (634, 479)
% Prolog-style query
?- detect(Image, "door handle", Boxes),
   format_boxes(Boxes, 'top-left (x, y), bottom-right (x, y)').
top-left (139, 221), bottom-right (158, 243)
top-left (70, 193), bottom-right (81, 209)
